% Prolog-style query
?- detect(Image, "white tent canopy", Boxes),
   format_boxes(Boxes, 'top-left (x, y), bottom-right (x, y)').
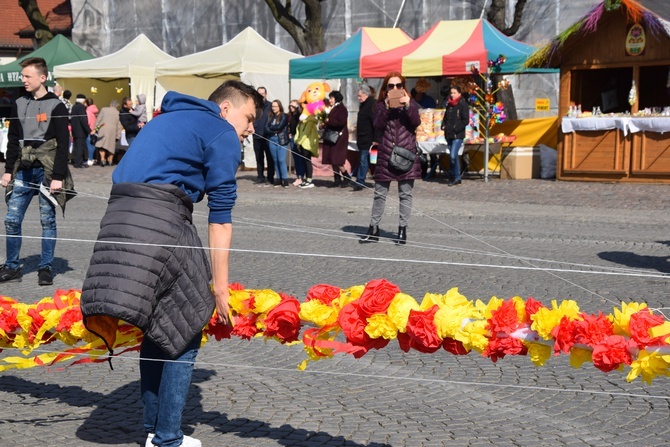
top-left (54, 34), bottom-right (174, 117)
top-left (154, 27), bottom-right (310, 108)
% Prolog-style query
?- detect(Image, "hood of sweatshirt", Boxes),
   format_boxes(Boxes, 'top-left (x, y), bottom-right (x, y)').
top-left (136, 93), bottom-right (146, 105)
top-left (160, 91), bottom-right (220, 118)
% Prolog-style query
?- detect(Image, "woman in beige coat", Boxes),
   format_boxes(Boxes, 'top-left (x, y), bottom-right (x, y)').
top-left (94, 100), bottom-right (121, 166)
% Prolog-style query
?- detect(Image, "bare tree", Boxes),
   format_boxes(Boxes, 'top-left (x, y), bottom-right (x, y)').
top-left (486, 0), bottom-right (528, 120)
top-left (19, 0), bottom-right (54, 48)
top-left (487, 0), bottom-right (528, 36)
top-left (263, 0), bottom-right (325, 55)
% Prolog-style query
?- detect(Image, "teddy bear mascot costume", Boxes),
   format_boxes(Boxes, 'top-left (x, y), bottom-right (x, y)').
top-left (293, 81), bottom-right (330, 188)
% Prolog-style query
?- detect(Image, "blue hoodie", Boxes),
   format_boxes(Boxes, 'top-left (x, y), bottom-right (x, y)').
top-left (112, 92), bottom-right (240, 224)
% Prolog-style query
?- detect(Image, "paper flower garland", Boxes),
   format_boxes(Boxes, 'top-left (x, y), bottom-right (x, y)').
top-left (1, 281), bottom-right (669, 384)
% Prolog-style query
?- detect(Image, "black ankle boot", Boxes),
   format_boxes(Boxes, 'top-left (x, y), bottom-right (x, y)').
top-left (394, 226), bottom-right (407, 245)
top-left (340, 171), bottom-right (351, 188)
top-left (329, 173), bottom-right (342, 188)
top-left (359, 225), bottom-right (379, 243)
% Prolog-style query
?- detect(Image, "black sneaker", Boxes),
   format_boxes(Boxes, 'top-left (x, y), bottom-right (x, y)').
top-left (38, 268), bottom-right (53, 286)
top-left (0, 265), bottom-right (22, 282)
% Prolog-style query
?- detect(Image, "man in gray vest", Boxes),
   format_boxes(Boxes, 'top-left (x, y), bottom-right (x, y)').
top-left (1, 57), bottom-right (71, 286)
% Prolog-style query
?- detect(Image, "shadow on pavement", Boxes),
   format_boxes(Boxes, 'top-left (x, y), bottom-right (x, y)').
top-left (15, 254), bottom-right (75, 276)
top-left (0, 368), bottom-right (391, 447)
top-left (597, 250), bottom-right (670, 274)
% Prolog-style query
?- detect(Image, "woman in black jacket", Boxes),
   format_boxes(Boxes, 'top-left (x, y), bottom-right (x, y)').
top-left (441, 85), bottom-right (470, 186)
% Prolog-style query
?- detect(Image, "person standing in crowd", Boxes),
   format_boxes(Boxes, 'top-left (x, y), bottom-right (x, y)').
top-left (442, 85), bottom-right (470, 186)
top-left (81, 80), bottom-right (262, 447)
top-left (85, 97), bottom-right (98, 166)
top-left (322, 90), bottom-right (350, 188)
top-left (0, 57), bottom-right (72, 285)
top-left (287, 100), bottom-right (305, 186)
top-left (94, 99), bottom-right (121, 167)
top-left (70, 93), bottom-right (91, 169)
top-left (360, 71), bottom-right (421, 246)
top-left (353, 83), bottom-right (376, 191)
top-left (265, 100), bottom-right (290, 188)
top-left (252, 86), bottom-right (274, 185)
top-left (128, 93), bottom-right (148, 126)
top-left (120, 96), bottom-right (142, 147)
top-left (54, 85), bottom-right (72, 113)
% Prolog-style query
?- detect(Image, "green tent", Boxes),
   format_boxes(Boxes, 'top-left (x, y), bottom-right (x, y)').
top-left (0, 34), bottom-right (93, 88)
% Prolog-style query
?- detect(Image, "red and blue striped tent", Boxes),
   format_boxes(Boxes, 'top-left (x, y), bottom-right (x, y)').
top-left (289, 27), bottom-right (412, 79)
top-left (361, 19), bottom-right (555, 77)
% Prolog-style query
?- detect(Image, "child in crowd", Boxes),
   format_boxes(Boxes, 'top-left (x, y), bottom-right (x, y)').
top-left (129, 93), bottom-right (147, 127)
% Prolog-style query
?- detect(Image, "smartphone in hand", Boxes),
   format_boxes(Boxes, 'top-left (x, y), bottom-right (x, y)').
top-left (388, 89), bottom-right (404, 108)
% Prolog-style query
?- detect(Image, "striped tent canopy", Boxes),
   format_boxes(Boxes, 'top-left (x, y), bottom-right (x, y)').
top-left (361, 19), bottom-right (554, 78)
top-left (289, 27), bottom-right (412, 79)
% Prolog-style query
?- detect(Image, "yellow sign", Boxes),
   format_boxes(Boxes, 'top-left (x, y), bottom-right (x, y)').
top-left (626, 23), bottom-right (646, 56)
top-left (535, 98), bottom-right (550, 111)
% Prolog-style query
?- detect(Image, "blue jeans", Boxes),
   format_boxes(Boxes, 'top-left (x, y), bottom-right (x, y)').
top-left (141, 333), bottom-right (200, 447)
top-left (448, 138), bottom-right (463, 182)
top-left (290, 137), bottom-right (305, 179)
top-left (86, 135), bottom-right (96, 161)
top-left (268, 135), bottom-right (288, 181)
top-left (4, 168), bottom-right (57, 271)
top-left (356, 146), bottom-right (370, 185)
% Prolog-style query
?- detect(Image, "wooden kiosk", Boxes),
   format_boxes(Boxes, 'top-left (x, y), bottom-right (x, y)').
top-left (526, 0), bottom-right (670, 182)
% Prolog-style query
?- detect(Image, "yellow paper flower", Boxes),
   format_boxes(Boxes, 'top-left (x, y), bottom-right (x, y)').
top-left (228, 289), bottom-right (252, 314)
top-left (387, 293), bottom-right (420, 332)
top-left (434, 306), bottom-right (472, 340)
top-left (365, 314), bottom-right (398, 340)
top-left (483, 296), bottom-right (505, 319)
top-left (627, 350), bottom-right (670, 384)
top-left (333, 285), bottom-right (365, 309)
top-left (611, 301), bottom-right (648, 336)
top-left (456, 320), bottom-right (489, 353)
top-left (511, 296), bottom-right (528, 322)
top-left (526, 342), bottom-right (552, 366)
top-left (251, 289), bottom-right (282, 314)
top-left (299, 300), bottom-right (337, 327)
top-left (530, 299), bottom-right (581, 340)
top-left (569, 347), bottom-right (593, 368)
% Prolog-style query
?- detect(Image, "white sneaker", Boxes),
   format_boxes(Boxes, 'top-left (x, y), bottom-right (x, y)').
top-left (298, 181), bottom-right (314, 189)
top-left (86, 159), bottom-right (94, 166)
top-left (146, 433), bottom-right (202, 447)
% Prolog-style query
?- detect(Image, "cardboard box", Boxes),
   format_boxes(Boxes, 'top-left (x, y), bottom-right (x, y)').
top-left (501, 146), bottom-right (541, 179)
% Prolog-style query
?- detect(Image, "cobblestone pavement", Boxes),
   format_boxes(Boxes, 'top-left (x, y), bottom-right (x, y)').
top-left (0, 165), bottom-right (669, 447)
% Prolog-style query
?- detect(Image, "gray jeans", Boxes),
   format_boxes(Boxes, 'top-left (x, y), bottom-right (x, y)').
top-left (369, 180), bottom-right (414, 227)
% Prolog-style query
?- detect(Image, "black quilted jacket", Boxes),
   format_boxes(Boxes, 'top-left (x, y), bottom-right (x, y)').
top-left (80, 182), bottom-right (213, 358)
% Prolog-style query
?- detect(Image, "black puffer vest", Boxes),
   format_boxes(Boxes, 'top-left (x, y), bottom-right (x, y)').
top-left (81, 182), bottom-right (213, 358)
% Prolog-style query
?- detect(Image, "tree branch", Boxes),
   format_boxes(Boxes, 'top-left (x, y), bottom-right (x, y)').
top-left (19, 0), bottom-right (53, 47)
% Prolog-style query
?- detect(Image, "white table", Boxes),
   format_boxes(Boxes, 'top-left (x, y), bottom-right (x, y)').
top-left (562, 117), bottom-right (670, 136)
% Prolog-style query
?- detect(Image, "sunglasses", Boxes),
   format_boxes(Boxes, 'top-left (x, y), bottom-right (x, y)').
top-left (386, 83), bottom-right (403, 90)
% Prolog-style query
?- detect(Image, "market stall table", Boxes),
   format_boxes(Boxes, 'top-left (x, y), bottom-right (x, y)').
top-left (417, 140), bottom-right (505, 179)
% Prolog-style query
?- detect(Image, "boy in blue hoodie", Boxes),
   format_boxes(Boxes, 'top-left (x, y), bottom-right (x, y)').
top-left (81, 81), bottom-right (262, 447)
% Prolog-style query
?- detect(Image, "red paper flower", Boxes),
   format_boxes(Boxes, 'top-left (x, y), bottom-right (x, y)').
top-left (264, 297), bottom-right (302, 343)
top-left (27, 308), bottom-right (46, 343)
top-left (398, 306), bottom-right (442, 353)
top-left (628, 310), bottom-right (666, 348)
top-left (573, 312), bottom-right (613, 347)
top-left (524, 297), bottom-right (545, 318)
top-left (205, 314), bottom-right (233, 341)
top-left (551, 316), bottom-right (577, 354)
top-left (0, 305), bottom-right (19, 334)
top-left (337, 303), bottom-right (388, 354)
top-left (306, 284), bottom-right (342, 305)
top-left (591, 335), bottom-right (633, 373)
top-left (488, 300), bottom-right (521, 334)
top-left (442, 337), bottom-right (469, 355)
top-left (230, 314), bottom-right (259, 340)
top-left (229, 282), bottom-right (245, 291)
top-left (357, 279), bottom-right (400, 318)
top-left (483, 336), bottom-right (527, 362)
top-left (56, 307), bottom-right (83, 332)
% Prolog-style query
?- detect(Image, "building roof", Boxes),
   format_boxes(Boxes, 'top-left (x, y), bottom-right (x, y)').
top-left (0, 0), bottom-right (72, 51)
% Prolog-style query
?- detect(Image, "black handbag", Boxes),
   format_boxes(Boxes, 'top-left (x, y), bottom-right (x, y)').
top-left (322, 128), bottom-right (342, 145)
top-left (277, 130), bottom-right (289, 146)
top-left (388, 145), bottom-right (417, 173)
top-left (89, 133), bottom-right (98, 145)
